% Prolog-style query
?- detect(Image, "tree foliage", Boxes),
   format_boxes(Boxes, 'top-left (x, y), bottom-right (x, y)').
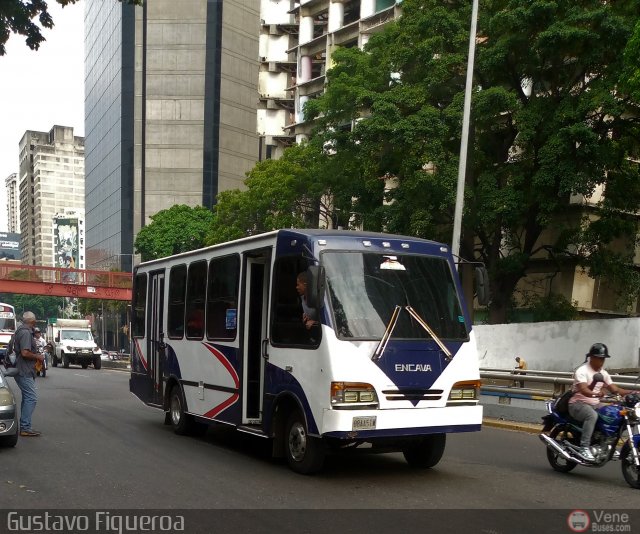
top-left (303, 0), bottom-right (640, 323)
top-left (206, 141), bottom-right (366, 244)
top-left (0, 293), bottom-right (63, 320)
top-left (0, 0), bottom-right (141, 56)
top-left (134, 204), bottom-right (215, 261)
top-left (621, 19), bottom-right (640, 101)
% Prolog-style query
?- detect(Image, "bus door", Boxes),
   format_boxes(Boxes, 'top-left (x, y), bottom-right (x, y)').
top-left (242, 249), bottom-right (271, 424)
top-left (148, 270), bottom-right (165, 406)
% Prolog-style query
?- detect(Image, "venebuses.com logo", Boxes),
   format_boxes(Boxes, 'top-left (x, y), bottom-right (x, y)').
top-left (567, 510), bottom-right (632, 532)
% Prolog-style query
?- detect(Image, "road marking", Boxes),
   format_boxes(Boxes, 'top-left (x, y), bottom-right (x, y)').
top-left (72, 373), bottom-right (89, 378)
top-left (71, 399), bottom-right (103, 411)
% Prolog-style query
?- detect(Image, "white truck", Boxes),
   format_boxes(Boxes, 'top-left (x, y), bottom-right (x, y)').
top-left (47, 319), bottom-right (102, 370)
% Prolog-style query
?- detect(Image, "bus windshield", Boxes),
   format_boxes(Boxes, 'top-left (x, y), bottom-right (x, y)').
top-left (0, 317), bottom-right (15, 332)
top-left (323, 251), bottom-right (468, 341)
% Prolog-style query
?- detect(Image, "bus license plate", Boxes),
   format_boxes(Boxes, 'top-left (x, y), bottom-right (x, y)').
top-left (352, 416), bottom-right (376, 431)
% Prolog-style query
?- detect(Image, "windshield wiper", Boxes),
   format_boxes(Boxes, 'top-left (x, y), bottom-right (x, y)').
top-left (405, 306), bottom-right (453, 361)
top-left (371, 305), bottom-right (453, 363)
top-left (372, 305), bottom-right (402, 362)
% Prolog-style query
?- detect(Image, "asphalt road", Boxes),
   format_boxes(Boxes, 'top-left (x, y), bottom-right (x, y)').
top-left (1, 366), bottom-right (638, 532)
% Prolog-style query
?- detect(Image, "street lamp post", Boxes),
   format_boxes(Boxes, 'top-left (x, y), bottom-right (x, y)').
top-left (452, 0), bottom-right (479, 268)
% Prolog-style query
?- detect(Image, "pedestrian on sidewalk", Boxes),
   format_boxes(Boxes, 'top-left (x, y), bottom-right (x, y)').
top-left (513, 356), bottom-right (527, 388)
top-left (13, 311), bottom-right (45, 437)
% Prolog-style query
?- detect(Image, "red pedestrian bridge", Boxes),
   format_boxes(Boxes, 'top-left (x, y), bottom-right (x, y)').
top-left (0, 263), bottom-right (132, 301)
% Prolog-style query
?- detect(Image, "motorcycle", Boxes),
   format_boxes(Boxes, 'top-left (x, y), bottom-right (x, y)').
top-left (539, 386), bottom-right (640, 489)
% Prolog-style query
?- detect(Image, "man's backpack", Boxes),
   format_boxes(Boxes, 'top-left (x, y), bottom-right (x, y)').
top-left (3, 332), bottom-right (17, 368)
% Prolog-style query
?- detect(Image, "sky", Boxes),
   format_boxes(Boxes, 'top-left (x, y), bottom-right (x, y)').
top-left (0, 1), bottom-right (85, 231)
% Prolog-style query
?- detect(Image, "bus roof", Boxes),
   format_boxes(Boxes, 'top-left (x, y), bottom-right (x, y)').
top-left (136, 229), bottom-right (448, 269)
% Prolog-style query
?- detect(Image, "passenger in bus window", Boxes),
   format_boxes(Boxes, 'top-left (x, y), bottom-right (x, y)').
top-left (296, 271), bottom-right (318, 331)
top-left (186, 308), bottom-right (205, 338)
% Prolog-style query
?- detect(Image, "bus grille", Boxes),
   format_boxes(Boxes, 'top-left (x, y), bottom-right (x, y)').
top-left (382, 389), bottom-right (443, 402)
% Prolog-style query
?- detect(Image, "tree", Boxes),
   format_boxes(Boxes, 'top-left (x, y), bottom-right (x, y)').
top-left (621, 19), bottom-right (640, 100)
top-left (305, 0), bottom-right (640, 323)
top-left (134, 204), bottom-right (215, 261)
top-left (206, 141), bottom-right (365, 245)
top-left (0, 293), bottom-right (63, 320)
top-left (0, 0), bottom-right (141, 56)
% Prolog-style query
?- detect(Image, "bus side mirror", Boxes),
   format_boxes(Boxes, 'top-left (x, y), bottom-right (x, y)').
top-left (475, 266), bottom-right (490, 306)
top-left (55, 336), bottom-right (60, 343)
top-left (306, 265), bottom-right (325, 309)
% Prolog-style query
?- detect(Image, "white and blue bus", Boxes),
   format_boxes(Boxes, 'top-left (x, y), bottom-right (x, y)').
top-left (0, 303), bottom-right (16, 360)
top-left (130, 229), bottom-right (484, 473)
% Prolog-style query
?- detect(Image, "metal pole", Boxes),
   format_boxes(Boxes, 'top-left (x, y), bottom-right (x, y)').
top-left (452, 0), bottom-right (479, 267)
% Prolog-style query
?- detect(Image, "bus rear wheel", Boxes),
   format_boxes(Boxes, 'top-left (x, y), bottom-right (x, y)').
top-left (169, 386), bottom-right (191, 435)
top-left (284, 411), bottom-right (325, 475)
top-left (403, 433), bottom-right (446, 469)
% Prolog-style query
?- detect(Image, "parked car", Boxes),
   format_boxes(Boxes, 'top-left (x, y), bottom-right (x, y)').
top-left (0, 370), bottom-right (18, 447)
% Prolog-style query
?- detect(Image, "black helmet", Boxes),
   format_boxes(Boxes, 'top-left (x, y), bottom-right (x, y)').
top-left (587, 343), bottom-right (610, 358)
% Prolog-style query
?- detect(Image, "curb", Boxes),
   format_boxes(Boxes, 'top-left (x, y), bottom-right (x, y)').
top-left (483, 417), bottom-right (541, 434)
top-left (101, 360), bottom-right (130, 371)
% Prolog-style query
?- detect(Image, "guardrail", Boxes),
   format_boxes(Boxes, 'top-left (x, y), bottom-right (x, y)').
top-left (480, 368), bottom-right (640, 399)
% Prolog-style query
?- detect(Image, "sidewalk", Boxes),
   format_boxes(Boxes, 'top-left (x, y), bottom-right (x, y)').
top-left (483, 417), bottom-right (540, 434)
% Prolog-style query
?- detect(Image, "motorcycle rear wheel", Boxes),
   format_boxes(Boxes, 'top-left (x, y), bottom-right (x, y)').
top-left (620, 442), bottom-right (640, 489)
top-left (547, 426), bottom-right (578, 473)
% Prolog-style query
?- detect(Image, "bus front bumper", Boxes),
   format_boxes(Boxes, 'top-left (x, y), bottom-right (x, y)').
top-left (321, 404), bottom-right (482, 440)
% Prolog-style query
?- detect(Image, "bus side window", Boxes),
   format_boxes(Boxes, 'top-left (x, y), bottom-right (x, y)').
top-left (271, 257), bottom-right (316, 346)
top-left (207, 254), bottom-right (240, 340)
top-left (132, 273), bottom-right (147, 338)
top-left (185, 261), bottom-right (207, 339)
top-left (168, 265), bottom-right (187, 338)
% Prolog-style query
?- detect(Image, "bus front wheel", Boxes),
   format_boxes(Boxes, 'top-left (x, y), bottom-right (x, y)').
top-left (403, 433), bottom-right (446, 469)
top-left (284, 411), bottom-right (325, 475)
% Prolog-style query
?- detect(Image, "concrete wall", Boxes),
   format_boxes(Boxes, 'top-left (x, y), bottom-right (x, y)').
top-left (474, 318), bottom-right (640, 372)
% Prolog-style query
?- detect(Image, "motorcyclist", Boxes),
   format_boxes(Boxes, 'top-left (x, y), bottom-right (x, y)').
top-left (34, 327), bottom-right (47, 376)
top-left (568, 343), bottom-right (639, 461)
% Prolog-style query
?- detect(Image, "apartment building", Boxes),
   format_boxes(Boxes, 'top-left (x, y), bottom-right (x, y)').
top-left (18, 126), bottom-right (85, 267)
top-left (258, 0), bottom-right (400, 159)
top-left (4, 173), bottom-right (19, 233)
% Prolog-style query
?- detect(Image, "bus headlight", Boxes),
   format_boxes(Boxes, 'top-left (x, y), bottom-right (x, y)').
top-left (448, 380), bottom-right (480, 402)
top-left (331, 382), bottom-right (379, 409)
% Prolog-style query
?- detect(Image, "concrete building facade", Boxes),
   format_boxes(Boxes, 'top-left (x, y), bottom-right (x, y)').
top-left (18, 126), bottom-right (85, 267)
top-left (85, 0), bottom-right (260, 270)
top-left (4, 173), bottom-right (19, 233)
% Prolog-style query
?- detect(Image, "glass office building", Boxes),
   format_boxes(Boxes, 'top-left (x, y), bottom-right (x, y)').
top-left (84, 0), bottom-right (135, 272)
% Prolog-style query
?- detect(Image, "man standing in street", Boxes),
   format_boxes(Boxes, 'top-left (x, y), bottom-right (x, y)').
top-left (14, 311), bottom-right (45, 436)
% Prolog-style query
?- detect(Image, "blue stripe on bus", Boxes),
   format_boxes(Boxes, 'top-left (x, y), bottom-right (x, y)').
top-left (323, 423), bottom-right (481, 440)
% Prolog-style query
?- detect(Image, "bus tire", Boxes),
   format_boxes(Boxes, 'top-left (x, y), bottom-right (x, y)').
top-left (169, 385), bottom-right (191, 436)
top-left (52, 355), bottom-right (58, 367)
top-left (403, 433), bottom-right (446, 469)
top-left (284, 411), bottom-right (325, 475)
top-left (93, 356), bottom-right (102, 370)
top-left (62, 353), bottom-right (70, 368)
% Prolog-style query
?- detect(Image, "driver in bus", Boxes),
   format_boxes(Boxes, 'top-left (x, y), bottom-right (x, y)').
top-left (295, 271), bottom-right (318, 332)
